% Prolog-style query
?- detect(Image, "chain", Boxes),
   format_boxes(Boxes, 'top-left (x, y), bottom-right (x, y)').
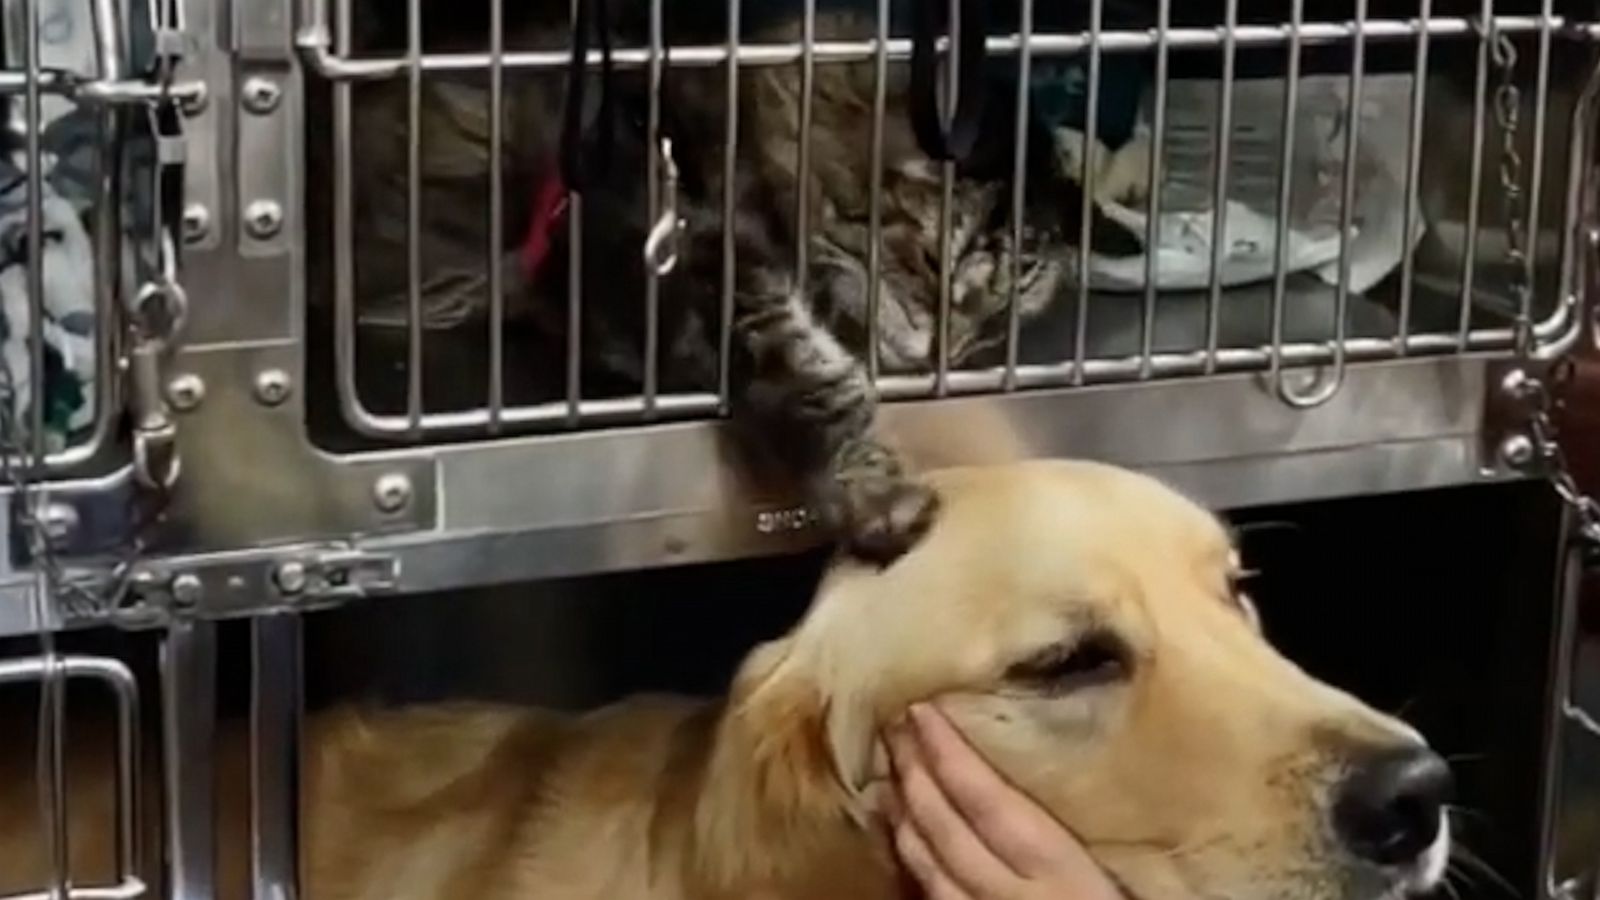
top-left (1488, 20), bottom-right (1534, 354)
top-left (1503, 368), bottom-right (1600, 548)
top-left (1484, 16), bottom-right (1600, 556)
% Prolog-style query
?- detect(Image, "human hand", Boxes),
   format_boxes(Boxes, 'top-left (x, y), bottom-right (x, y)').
top-left (885, 702), bottom-right (1125, 900)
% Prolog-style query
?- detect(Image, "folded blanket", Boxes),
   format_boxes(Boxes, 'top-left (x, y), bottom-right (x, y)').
top-left (0, 134), bottom-right (98, 452)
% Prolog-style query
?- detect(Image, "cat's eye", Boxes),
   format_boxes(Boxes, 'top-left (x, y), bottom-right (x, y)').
top-left (1006, 631), bottom-right (1130, 692)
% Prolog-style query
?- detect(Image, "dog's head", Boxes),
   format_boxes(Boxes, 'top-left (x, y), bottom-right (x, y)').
top-left (715, 460), bottom-right (1450, 900)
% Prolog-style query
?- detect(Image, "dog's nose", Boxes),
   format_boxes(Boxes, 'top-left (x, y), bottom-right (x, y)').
top-left (1332, 747), bottom-right (1453, 866)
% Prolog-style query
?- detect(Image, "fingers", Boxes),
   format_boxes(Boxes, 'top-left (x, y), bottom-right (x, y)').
top-left (888, 703), bottom-right (1129, 900)
top-left (904, 703), bottom-right (1077, 878)
top-left (887, 722), bottom-right (1017, 899)
top-left (888, 801), bottom-right (975, 900)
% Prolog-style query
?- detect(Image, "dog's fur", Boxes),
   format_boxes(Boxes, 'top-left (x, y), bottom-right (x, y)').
top-left (1, 461), bottom-right (1447, 900)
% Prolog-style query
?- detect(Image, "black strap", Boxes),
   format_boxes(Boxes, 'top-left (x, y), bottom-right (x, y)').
top-left (560, 0), bottom-right (615, 193)
top-left (657, 0), bottom-right (674, 140)
top-left (910, 0), bottom-right (989, 163)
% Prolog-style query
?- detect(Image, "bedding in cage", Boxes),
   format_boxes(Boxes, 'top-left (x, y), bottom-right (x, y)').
top-left (303, 0), bottom-right (1596, 435)
top-left (0, 0), bottom-right (172, 466)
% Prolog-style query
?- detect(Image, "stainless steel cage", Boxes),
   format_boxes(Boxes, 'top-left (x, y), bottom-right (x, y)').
top-left (300, 1), bottom-right (1594, 440)
top-left (0, 0), bottom-right (1598, 897)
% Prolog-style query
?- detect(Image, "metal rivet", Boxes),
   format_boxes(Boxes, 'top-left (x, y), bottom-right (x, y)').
top-left (181, 203), bottom-right (210, 244)
top-left (241, 77), bottom-right (282, 114)
top-left (244, 200), bottom-right (283, 239)
top-left (167, 373), bottom-right (205, 411)
top-left (253, 369), bottom-right (292, 407)
top-left (1499, 434), bottom-right (1536, 469)
top-left (1500, 368), bottom-right (1538, 400)
top-left (39, 502), bottom-right (78, 545)
top-left (274, 561), bottom-right (308, 596)
top-left (172, 573), bottom-right (204, 608)
top-left (130, 569), bottom-right (162, 593)
top-left (182, 84), bottom-right (209, 116)
top-left (373, 473), bottom-right (412, 513)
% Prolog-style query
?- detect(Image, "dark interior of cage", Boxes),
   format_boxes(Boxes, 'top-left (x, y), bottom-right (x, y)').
top-left (0, 481), bottom-right (1583, 897)
top-left (303, 0), bottom-right (1593, 444)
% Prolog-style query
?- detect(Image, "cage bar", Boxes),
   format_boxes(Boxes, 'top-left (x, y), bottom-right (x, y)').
top-left (250, 616), bottom-right (303, 900)
top-left (1140, 0), bottom-right (1172, 379)
top-left (0, 656), bottom-right (143, 900)
top-left (298, 17), bottom-right (1592, 79)
top-left (1396, 0), bottom-right (1434, 351)
top-left (1003, 0), bottom-right (1033, 391)
top-left (1204, 0), bottom-right (1240, 375)
top-left (865, 0), bottom-right (889, 385)
top-left (162, 621), bottom-right (218, 900)
top-left (1268, 0), bottom-right (1305, 388)
top-left (486, 0), bottom-right (506, 429)
top-left (718, 0), bottom-right (742, 410)
top-left (1072, 0), bottom-right (1104, 387)
top-left (404, 0), bottom-right (424, 434)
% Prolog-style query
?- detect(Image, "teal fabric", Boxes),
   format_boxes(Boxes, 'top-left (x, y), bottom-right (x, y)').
top-left (1031, 56), bottom-right (1149, 150)
top-left (0, 109), bottom-right (104, 447)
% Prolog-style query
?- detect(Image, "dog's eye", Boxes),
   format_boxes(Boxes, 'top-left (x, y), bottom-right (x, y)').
top-left (1227, 569), bottom-right (1262, 615)
top-left (1006, 632), bottom-right (1129, 692)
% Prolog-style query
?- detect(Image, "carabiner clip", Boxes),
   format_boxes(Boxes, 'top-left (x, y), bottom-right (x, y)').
top-left (643, 136), bottom-right (686, 277)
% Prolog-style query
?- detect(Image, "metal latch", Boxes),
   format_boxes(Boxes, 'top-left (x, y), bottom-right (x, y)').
top-left (119, 547), bottom-right (400, 621)
top-left (270, 549), bottom-right (400, 603)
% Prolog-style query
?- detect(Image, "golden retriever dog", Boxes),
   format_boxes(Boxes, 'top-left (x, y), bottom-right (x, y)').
top-left (2, 460), bottom-right (1452, 900)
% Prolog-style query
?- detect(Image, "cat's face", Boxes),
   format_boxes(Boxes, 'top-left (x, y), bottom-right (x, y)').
top-left (740, 8), bottom-right (1081, 375)
top-left (813, 158), bottom-right (1066, 373)
top-left (745, 35), bottom-right (1070, 375)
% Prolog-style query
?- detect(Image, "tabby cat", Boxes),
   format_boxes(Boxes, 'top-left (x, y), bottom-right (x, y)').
top-left (337, 1), bottom-right (1136, 563)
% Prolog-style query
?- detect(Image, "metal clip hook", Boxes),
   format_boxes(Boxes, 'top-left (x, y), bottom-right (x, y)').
top-left (126, 234), bottom-right (188, 492)
top-left (643, 136), bottom-right (686, 277)
top-left (128, 335), bottom-right (179, 491)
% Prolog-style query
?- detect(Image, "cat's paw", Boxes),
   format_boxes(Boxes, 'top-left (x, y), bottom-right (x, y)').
top-left (835, 474), bottom-right (942, 567)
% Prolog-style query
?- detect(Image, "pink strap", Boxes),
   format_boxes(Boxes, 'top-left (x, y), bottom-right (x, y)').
top-left (518, 172), bottom-right (571, 282)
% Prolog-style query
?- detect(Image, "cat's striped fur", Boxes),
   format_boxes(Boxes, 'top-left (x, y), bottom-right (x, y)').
top-left (335, 1), bottom-right (1129, 562)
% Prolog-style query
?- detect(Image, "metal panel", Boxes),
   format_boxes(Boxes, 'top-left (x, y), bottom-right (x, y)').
top-left (161, 620), bottom-right (216, 900)
top-left (250, 614), bottom-right (301, 900)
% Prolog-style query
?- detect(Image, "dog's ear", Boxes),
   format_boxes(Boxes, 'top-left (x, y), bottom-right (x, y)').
top-left (695, 642), bottom-right (891, 892)
top-left (716, 639), bottom-right (881, 822)
top-left (697, 643), bottom-right (856, 887)
top-left (824, 696), bottom-right (883, 825)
